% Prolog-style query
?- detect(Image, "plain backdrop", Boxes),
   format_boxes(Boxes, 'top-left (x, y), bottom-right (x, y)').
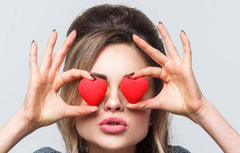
top-left (0, 0), bottom-right (239, 153)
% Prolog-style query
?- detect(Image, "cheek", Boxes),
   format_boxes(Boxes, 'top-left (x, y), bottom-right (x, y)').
top-left (74, 115), bottom-right (98, 141)
top-left (126, 109), bottom-right (152, 144)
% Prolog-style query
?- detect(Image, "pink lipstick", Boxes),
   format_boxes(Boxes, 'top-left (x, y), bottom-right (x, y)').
top-left (99, 117), bottom-right (127, 134)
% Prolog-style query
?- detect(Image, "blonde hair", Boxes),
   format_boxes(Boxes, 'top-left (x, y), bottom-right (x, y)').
top-left (57, 30), bottom-right (172, 153)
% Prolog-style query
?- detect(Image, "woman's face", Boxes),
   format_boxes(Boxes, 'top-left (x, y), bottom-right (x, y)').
top-left (75, 43), bottom-right (154, 153)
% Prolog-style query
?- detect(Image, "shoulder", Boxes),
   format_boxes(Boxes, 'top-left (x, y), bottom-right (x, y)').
top-left (33, 147), bottom-right (61, 153)
top-left (168, 145), bottom-right (191, 153)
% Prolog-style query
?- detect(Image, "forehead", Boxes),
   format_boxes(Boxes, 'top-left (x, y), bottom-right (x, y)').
top-left (90, 43), bottom-right (148, 75)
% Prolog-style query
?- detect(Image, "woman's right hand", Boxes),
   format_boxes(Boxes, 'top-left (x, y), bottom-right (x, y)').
top-left (20, 30), bottom-right (98, 128)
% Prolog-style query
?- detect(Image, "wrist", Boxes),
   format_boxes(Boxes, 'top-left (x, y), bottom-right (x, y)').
top-left (17, 107), bottom-right (40, 131)
top-left (187, 97), bottom-right (214, 125)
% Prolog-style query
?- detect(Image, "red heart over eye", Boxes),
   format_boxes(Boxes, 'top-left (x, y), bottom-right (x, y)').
top-left (78, 78), bottom-right (107, 106)
top-left (120, 77), bottom-right (148, 104)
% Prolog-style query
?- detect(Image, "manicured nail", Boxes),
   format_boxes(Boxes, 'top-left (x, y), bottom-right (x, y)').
top-left (126, 72), bottom-right (135, 78)
top-left (181, 30), bottom-right (186, 36)
top-left (158, 21), bottom-right (163, 25)
top-left (31, 40), bottom-right (35, 45)
top-left (90, 73), bottom-right (97, 80)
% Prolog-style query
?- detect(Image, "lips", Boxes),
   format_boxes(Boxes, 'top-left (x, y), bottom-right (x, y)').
top-left (99, 117), bottom-right (127, 134)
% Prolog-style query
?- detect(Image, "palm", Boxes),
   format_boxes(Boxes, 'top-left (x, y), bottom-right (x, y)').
top-left (156, 60), bottom-right (190, 113)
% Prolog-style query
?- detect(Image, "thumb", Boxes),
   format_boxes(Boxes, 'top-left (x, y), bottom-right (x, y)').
top-left (125, 98), bottom-right (156, 110)
top-left (63, 104), bottom-right (99, 118)
top-left (125, 97), bottom-right (162, 110)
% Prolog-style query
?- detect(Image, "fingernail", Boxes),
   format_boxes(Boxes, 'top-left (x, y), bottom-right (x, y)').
top-left (181, 30), bottom-right (186, 36)
top-left (126, 72), bottom-right (135, 78)
top-left (31, 40), bottom-right (35, 45)
top-left (52, 29), bottom-right (56, 32)
top-left (158, 21), bottom-right (163, 25)
top-left (90, 73), bottom-right (96, 80)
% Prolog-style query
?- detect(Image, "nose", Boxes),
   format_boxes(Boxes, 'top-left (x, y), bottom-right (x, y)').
top-left (104, 89), bottom-right (124, 112)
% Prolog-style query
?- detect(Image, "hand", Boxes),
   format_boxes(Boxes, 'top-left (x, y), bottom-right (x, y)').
top-left (126, 22), bottom-right (207, 118)
top-left (20, 30), bottom-right (98, 128)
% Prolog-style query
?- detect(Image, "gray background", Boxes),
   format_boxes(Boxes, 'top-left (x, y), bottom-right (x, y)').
top-left (0, 0), bottom-right (239, 152)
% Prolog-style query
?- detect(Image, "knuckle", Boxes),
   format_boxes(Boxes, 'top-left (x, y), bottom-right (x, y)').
top-left (56, 53), bottom-right (64, 59)
top-left (63, 42), bottom-right (71, 50)
top-left (184, 38), bottom-right (190, 46)
top-left (146, 66), bottom-right (154, 73)
top-left (148, 49), bottom-right (158, 58)
top-left (70, 68), bottom-right (78, 73)
top-left (49, 42), bottom-right (55, 49)
top-left (141, 42), bottom-right (148, 50)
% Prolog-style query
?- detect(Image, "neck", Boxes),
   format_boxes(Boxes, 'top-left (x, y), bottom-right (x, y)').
top-left (87, 142), bottom-right (136, 153)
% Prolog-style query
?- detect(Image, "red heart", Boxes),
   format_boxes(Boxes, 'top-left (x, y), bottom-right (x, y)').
top-left (120, 77), bottom-right (148, 104)
top-left (78, 78), bottom-right (107, 106)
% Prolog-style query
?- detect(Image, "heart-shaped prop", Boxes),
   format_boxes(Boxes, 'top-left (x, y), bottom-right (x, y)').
top-left (120, 77), bottom-right (148, 104)
top-left (78, 78), bottom-right (107, 106)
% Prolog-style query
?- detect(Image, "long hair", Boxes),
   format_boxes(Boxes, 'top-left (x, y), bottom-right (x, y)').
top-left (57, 4), bottom-right (172, 153)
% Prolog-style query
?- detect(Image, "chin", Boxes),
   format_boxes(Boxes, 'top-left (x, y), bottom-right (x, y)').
top-left (87, 134), bottom-right (138, 151)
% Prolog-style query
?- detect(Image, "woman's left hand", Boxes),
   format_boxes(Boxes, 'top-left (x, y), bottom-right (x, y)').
top-left (126, 22), bottom-right (208, 119)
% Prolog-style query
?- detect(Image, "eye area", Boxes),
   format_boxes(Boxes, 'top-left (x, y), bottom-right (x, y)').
top-left (91, 72), bottom-right (108, 80)
top-left (91, 72), bottom-right (131, 81)
top-left (78, 76), bottom-right (149, 106)
top-left (119, 77), bottom-right (149, 104)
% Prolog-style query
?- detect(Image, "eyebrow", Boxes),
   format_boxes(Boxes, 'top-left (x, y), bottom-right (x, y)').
top-left (91, 72), bottom-right (108, 80)
top-left (91, 72), bottom-right (129, 80)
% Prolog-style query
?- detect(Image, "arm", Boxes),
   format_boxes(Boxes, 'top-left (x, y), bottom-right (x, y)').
top-left (191, 98), bottom-right (240, 153)
top-left (0, 109), bottom-right (37, 153)
top-left (0, 30), bottom-right (98, 153)
top-left (125, 22), bottom-right (240, 153)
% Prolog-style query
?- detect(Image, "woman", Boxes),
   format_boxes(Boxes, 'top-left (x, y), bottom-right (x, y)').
top-left (0, 4), bottom-right (239, 153)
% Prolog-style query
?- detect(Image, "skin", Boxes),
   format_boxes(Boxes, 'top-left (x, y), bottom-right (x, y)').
top-left (75, 43), bottom-right (154, 153)
top-left (0, 22), bottom-right (239, 153)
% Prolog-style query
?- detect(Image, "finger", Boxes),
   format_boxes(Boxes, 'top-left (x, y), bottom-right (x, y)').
top-left (64, 104), bottom-right (99, 118)
top-left (133, 34), bottom-right (168, 66)
top-left (51, 30), bottom-right (77, 71)
top-left (131, 66), bottom-right (167, 81)
top-left (55, 69), bottom-right (95, 90)
top-left (29, 40), bottom-right (38, 74)
top-left (125, 97), bottom-right (161, 110)
top-left (180, 30), bottom-right (192, 66)
top-left (157, 22), bottom-right (181, 61)
top-left (39, 30), bottom-right (58, 72)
